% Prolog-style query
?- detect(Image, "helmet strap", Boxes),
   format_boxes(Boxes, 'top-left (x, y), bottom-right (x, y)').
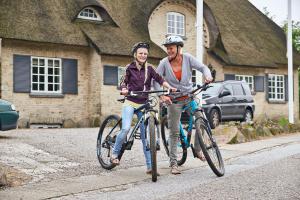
top-left (169, 45), bottom-right (179, 63)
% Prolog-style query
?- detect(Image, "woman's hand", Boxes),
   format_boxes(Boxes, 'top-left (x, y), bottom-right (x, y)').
top-left (160, 95), bottom-right (172, 105)
top-left (205, 76), bottom-right (213, 83)
top-left (121, 88), bottom-right (129, 96)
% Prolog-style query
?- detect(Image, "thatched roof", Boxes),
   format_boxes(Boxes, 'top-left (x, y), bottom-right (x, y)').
top-left (0, 0), bottom-right (165, 59)
top-left (203, 0), bottom-right (300, 67)
top-left (0, 0), bottom-right (299, 66)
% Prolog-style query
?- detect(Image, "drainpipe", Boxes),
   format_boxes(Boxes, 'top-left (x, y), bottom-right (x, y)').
top-left (196, 0), bottom-right (204, 106)
top-left (287, 0), bottom-right (294, 123)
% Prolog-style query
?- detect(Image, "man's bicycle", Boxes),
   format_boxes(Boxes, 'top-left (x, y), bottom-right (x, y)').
top-left (97, 90), bottom-right (166, 182)
top-left (161, 83), bottom-right (225, 177)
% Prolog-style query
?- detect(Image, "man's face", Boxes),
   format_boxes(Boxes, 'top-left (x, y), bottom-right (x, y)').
top-left (166, 45), bottom-right (179, 60)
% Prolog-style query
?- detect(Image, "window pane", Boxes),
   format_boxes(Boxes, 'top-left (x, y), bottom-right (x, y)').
top-left (55, 76), bottom-right (60, 83)
top-left (48, 84), bottom-right (53, 91)
top-left (32, 83), bottom-right (38, 90)
top-left (32, 67), bottom-right (38, 74)
top-left (39, 67), bottom-right (45, 74)
top-left (48, 76), bottom-right (53, 83)
top-left (39, 84), bottom-right (44, 91)
top-left (39, 59), bottom-right (45, 66)
top-left (48, 68), bottom-right (53, 75)
top-left (55, 68), bottom-right (59, 75)
top-left (32, 59), bottom-right (38, 66)
top-left (39, 75), bottom-right (44, 82)
top-left (33, 75), bottom-right (38, 82)
top-left (54, 60), bottom-right (59, 67)
top-left (54, 84), bottom-right (59, 91)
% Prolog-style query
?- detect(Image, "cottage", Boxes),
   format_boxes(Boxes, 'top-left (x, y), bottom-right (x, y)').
top-left (0, 0), bottom-right (299, 128)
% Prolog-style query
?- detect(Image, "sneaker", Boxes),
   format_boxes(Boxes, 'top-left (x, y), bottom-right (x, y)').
top-left (110, 155), bottom-right (120, 165)
top-left (170, 165), bottom-right (181, 175)
top-left (195, 151), bottom-right (206, 162)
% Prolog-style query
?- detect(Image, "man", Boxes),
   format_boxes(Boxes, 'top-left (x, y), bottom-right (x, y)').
top-left (154, 35), bottom-right (212, 174)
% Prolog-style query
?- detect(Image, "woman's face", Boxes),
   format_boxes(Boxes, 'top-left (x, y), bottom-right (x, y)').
top-left (135, 48), bottom-right (148, 64)
top-left (166, 45), bottom-right (180, 60)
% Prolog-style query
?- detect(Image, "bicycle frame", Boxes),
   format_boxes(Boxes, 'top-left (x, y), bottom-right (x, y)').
top-left (178, 98), bottom-right (212, 149)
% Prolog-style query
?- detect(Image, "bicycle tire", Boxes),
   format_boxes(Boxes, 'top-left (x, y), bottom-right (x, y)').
top-left (195, 118), bottom-right (225, 177)
top-left (161, 116), bottom-right (187, 166)
top-left (97, 115), bottom-right (121, 170)
top-left (148, 115), bottom-right (157, 182)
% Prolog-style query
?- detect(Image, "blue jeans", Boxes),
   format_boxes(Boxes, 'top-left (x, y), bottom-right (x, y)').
top-left (112, 105), bottom-right (151, 170)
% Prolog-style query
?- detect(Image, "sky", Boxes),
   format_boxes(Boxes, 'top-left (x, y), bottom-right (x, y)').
top-left (249, 0), bottom-right (300, 26)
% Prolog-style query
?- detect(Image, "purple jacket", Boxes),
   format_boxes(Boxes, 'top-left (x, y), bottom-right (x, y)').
top-left (120, 62), bottom-right (164, 104)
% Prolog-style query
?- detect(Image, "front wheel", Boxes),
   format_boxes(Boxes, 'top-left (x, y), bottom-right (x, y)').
top-left (97, 115), bottom-right (121, 170)
top-left (161, 116), bottom-right (187, 166)
top-left (195, 119), bottom-right (225, 177)
top-left (148, 115), bottom-right (157, 182)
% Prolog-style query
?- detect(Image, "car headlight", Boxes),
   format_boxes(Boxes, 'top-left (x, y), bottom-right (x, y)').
top-left (10, 104), bottom-right (16, 111)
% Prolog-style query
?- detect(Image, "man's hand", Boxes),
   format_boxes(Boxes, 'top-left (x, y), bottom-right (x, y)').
top-left (204, 77), bottom-right (213, 83)
top-left (121, 88), bottom-right (129, 95)
top-left (160, 95), bottom-right (172, 105)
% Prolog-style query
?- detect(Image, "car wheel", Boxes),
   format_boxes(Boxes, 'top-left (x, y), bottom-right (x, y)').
top-left (244, 109), bottom-right (253, 122)
top-left (209, 109), bottom-right (220, 129)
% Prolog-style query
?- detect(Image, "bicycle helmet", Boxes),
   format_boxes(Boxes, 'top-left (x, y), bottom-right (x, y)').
top-left (131, 42), bottom-right (150, 55)
top-left (162, 35), bottom-right (184, 47)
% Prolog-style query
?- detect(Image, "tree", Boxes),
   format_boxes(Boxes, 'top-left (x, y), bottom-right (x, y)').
top-left (282, 21), bottom-right (300, 53)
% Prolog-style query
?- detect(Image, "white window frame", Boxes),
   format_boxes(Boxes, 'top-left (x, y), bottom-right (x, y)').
top-left (167, 12), bottom-right (185, 36)
top-left (78, 7), bottom-right (102, 21)
top-left (235, 75), bottom-right (254, 91)
top-left (268, 74), bottom-right (285, 101)
top-left (31, 56), bottom-right (62, 94)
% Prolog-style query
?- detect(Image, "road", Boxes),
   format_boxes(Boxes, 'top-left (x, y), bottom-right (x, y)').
top-left (0, 129), bottom-right (299, 200)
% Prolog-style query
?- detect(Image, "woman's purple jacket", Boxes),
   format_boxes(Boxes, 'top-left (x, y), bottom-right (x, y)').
top-left (120, 62), bottom-right (164, 104)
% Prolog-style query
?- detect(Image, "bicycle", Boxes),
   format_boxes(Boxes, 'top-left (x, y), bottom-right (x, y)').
top-left (160, 83), bottom-right (225, 177)
top-left (97, 90), bottom-right (166, 182)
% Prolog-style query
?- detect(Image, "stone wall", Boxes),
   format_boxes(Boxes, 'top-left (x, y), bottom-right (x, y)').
top-left (1, 39), bottom-right (96, 127)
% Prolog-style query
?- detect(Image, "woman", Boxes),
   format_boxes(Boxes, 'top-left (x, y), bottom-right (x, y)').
top-left (154, 36), bottom-right (213, 175)
top-left (111, 42), bottom-right (175, 174)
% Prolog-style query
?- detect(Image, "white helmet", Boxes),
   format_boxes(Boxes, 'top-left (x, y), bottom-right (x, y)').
top-left (162, 35), bottom-right (184, 47)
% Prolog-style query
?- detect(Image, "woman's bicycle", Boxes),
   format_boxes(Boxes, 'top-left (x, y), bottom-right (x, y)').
top-left (161, 83), bottom-right (225, 177)
top-left (97, 90), bottom-right (166, 182)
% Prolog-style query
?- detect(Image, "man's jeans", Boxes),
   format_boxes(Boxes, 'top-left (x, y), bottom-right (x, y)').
top-left (167, 100), bottom-right (202, 166)
top-left (112, 105), bottom-right (151, 169)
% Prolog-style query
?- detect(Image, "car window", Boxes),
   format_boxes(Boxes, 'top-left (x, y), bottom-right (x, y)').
top-left (242, 83), bottom-right (251, 95)
top-left (222, 84), bottom-right (233, 95)
top-left (232, 83), bottom-right (245, 95)
top-left (203, 82), bottom-right (222, 96)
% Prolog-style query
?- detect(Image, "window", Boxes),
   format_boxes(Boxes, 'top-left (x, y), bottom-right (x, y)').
top-left (167, 12), bottom-right (185, 36)
top-left (31, 57), bottom-right (62, 93)
top-left (223, 84), bottom-right (233, 95)
top-left (78, 7), bottom-right (102, 21)
top-left (103, 65), bottom-right (125, 86)
top-left (192, 70), bottom-right (196, 84)
top-left (232, 84), bottom-right (245, 95)
top-left (268, 74), bottom-right (285, 101)
top-left (235, 75), bottom-right (254, 91)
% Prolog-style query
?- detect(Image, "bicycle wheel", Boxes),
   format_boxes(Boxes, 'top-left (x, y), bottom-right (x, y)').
top-left (148, 115), bottom-right (157, 182)
top-left (97, 115), bottom-right (121, 170)
top-left (161, 116), bottom-right (187, 166)
top-left (195, 118), bottom-right (225, 177)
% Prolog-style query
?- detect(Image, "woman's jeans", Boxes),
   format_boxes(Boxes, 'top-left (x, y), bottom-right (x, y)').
top-left (112, 105), bottom-right (151, 170)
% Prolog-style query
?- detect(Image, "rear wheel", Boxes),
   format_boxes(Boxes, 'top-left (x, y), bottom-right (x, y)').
top-left (195, 119), bottom-right (225, 177)
top-left (161, 116), bottom-right (187, 166)
top-left (148, 116), bottom-right (157, 182)
top-left (97, 115), bottom-right (121, 170)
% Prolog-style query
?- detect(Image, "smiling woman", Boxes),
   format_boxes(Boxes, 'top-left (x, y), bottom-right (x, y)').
top-left (0, 99), bottom-right (19, 131)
